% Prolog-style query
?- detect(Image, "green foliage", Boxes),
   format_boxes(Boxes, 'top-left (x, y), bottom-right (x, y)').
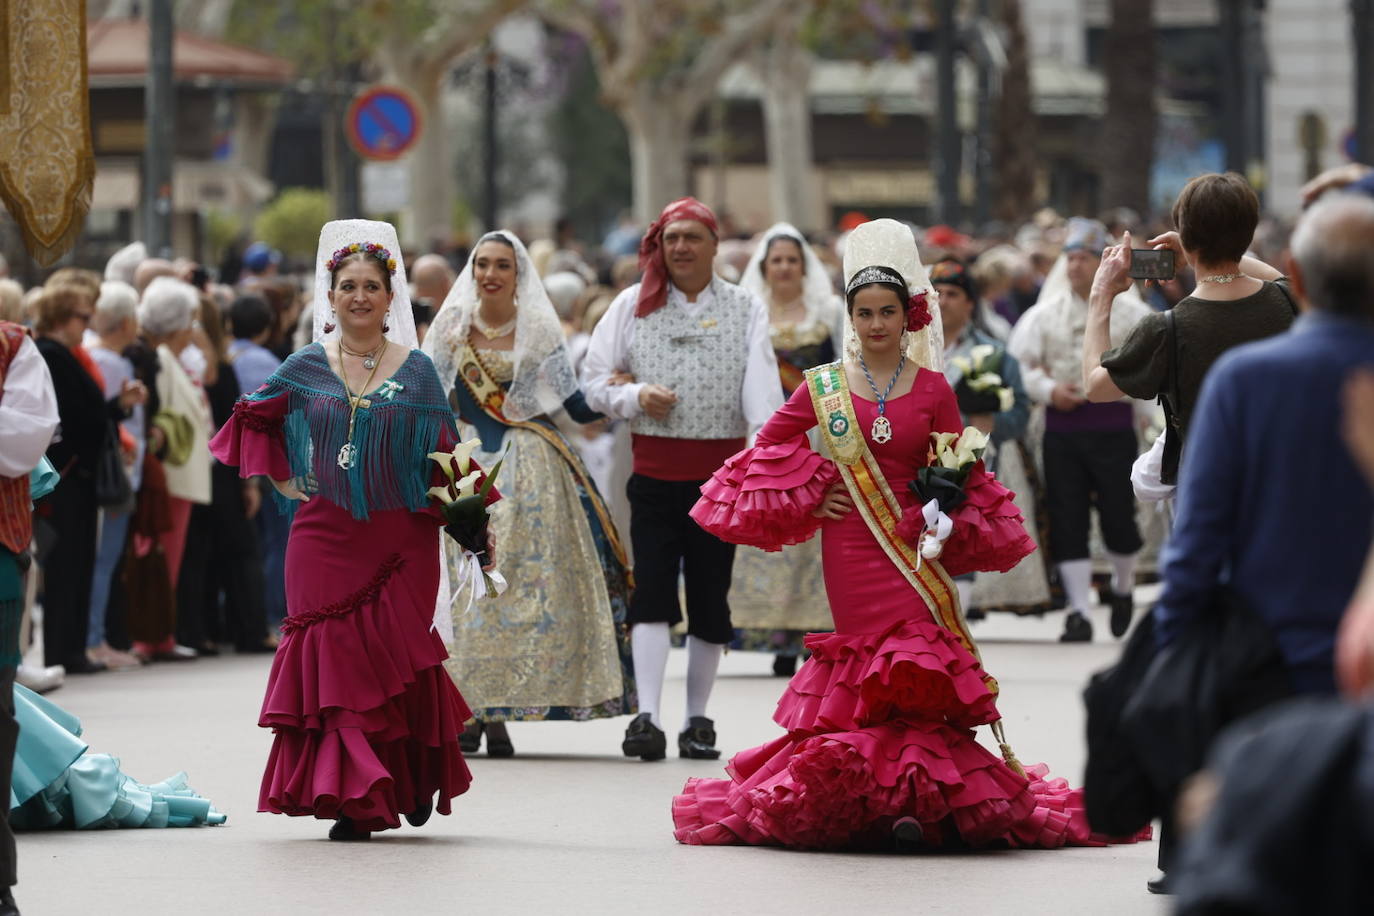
top-left (253, 188), bottom-right (333, 257)
top-left (551, 41), bottom-right (632, 239)
top-left (203, 209), bottom-right (243, 263)
top-left (225, 0), bottom-right (387, 76)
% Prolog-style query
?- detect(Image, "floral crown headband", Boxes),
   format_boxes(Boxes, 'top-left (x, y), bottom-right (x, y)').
top-left (845, 264), bottom-right (933, 332)
top-left (326, 241), bottom-right (398, 275)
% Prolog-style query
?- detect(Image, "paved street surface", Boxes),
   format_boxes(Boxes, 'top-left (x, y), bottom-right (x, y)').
top-left (18, 602), bottom-right (1168, 916)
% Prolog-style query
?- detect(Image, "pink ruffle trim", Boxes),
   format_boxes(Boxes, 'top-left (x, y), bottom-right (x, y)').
top-left (673, 726), bottom-right (1151, 851)
top-left (258, 556), bottom-right (473, 831)
top-left (209, 395), bottom-right (292, 482)
top-left (895, 463), bottom-right (1036, 577)
top-left (774, 620), bottom-right (1000, 735)
top-left (689, 436), bottom-right (838, 551)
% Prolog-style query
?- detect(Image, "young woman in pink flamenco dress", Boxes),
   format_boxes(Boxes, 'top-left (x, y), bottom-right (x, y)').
top-left (210, 220), bottom-right (495, 841)
top-left (673, 219), bottom-right (1147, 852)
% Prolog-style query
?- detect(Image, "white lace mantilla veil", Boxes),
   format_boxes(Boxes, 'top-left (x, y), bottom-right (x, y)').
top-left (741, 222), bottom-right (842, 332)
top-left (312, 219), bottom-right (419, 350)
top-left (421, 230), bottom-right (579, 422)
top-left (840, 218), bottom-right (945, 373)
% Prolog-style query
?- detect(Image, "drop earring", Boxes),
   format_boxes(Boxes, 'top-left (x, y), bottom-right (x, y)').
top-left (323, 310), bottom-right (336, 334)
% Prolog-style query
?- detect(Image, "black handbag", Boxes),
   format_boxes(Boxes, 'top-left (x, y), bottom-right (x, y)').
top-left (1082, 588), bottom-right (1292, 837)
top-left (95, 421), bottom-right (134, 511)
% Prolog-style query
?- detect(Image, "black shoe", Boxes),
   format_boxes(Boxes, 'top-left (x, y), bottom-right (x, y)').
top-left (62, 656), bottom-right (106, 674)
top-left (404, 799), bottom-right (433, 828)
top-left (484, 722), bottom-right (514, 758)
top-left (622, 713), bottom-right (667, 761)
top-left (459, 722), bottom-right (483, 754)
top-left (328, 816), bottom-right (371, 841)
top-left (678, 716), bottom-right (721, 760)
top-left (966, 608), bottom-right (987, 622)
top-left (892, 816), bottom-right (925, 853)
top-left (0, 887), bottom-right (17, 916)
top-left (1146, 872), bottom-right (1172, 895)
top-left (772, 654), bottom-right (797, 677)
top-left (1108, 590), bottom-right (1135, 638)
top-left (1059, 612), bottom-right (1093, 643)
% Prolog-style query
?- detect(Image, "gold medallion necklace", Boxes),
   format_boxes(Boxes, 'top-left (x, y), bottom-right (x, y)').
top-left (337, 339), bottom-right (387, 470)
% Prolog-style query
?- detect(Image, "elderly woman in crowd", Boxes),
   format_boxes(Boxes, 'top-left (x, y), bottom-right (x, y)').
top-left (85, 281), bottom-right (146, 671)
top-left (133, 277), bottom-right (211, 662)
top-left (34, 286), bottom-right (145, 673)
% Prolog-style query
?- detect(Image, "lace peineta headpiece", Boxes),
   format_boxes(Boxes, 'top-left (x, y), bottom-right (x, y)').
top-left (840, 218), bottom-right (944, 371)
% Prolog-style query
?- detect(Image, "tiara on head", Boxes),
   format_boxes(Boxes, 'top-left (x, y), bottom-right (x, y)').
top-left (326, 241), bottom-right (398, 275)
top-left (844, 265), bottom-right (906, 298)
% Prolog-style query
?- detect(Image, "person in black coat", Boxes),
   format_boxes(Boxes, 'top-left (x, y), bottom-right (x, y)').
top-left (32, 286), bottom-right (145, 672)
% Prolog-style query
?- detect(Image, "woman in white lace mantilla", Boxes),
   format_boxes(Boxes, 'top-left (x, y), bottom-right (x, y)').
top-left (422, 231), bottom-right (635, 756)
top-left (728, 224), bottom-right (842, 674)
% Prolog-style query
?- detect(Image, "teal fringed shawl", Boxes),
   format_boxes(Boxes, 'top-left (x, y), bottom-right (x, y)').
top-left (247, 344), bottom-right (457, 521)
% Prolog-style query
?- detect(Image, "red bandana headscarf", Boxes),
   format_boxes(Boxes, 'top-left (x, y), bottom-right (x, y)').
top-left (635, 197), bottom-right (720, 318)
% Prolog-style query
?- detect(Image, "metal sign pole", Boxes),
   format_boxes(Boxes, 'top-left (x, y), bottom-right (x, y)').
top-left (143, 0), bottom-right (175, 258)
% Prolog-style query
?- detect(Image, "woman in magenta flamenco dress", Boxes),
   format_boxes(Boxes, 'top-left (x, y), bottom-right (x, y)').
top-left (674, 219), bottom-right (1146, 852)
top-left (210, 220), bottom-right (490, 841)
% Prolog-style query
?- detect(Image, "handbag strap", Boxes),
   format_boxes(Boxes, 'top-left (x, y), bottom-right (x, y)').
top-left (1162, 308), bottom-right (1181, 430)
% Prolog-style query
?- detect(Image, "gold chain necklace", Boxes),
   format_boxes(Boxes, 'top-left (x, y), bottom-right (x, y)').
top-left (340, 339), bottom-right (385, 370)
top-left (336, 339), bottom-right (387, 470)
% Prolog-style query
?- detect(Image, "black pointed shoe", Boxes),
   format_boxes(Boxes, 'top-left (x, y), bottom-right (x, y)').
top-left (1108, 590), bottom-right (1135, 638)
top-left (622, 713), bottom-right (667, 761)
top-left (328, 816), bottom-right (371, 841)
top-left (1059, 611), bottom-right (1094, 643)
top-left (405, 798), bottom-right (433, 828)
top-left (678, 716), bottom-right (721, 760)
top-left (892, 816), bottom-right (925, 853)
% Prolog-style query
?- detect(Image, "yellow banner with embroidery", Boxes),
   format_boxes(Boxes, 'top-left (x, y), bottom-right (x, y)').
top-left (456, 344), bottom-right (632, 581)
top-left (804, 361), bottom-right (993, 691)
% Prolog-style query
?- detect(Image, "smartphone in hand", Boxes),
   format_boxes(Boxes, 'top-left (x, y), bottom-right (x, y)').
top-left (1129, 249), bottom-right (1175, 281)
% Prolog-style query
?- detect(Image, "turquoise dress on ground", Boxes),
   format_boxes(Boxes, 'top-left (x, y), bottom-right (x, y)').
top-left (7, 685), bottom-right (225, 829)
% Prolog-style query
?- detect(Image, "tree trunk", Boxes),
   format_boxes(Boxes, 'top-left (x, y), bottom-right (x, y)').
top-left (622, 89), bottom-right (696, 224)
top-left (993, 0), bottom-right (1037, 224)
top-left (387, 66), bottom-right (452, 247)
top-left (759, 39), bottom-right (817, 232)
top-left (1099, 0), bottom-right (1156, 216)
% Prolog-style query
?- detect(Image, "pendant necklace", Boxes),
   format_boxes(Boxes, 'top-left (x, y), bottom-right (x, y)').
top-left (340, 339), bottom-right (384, 370)
top-left (858, 351), bottom-right (907, 445)
top-left (473, 309), bottom-right (517, 339)
top-left (337, 339), bottom-right (387, 470)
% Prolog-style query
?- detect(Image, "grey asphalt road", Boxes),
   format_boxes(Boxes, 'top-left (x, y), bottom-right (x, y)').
top-left (15, 603), bottom-right (1168, 916)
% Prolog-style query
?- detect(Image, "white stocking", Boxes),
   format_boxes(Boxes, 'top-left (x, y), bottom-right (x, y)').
top-left (630, 623), bottom-right (670, 729)
top-left (684, 635), bottom-right (724, 731)
top-left (955, 578), bottom-right (974, 614)
top-left (1106, 550), bottom-right (1138, 596)
top-left (1058, 558), bottom-right (1094, 615)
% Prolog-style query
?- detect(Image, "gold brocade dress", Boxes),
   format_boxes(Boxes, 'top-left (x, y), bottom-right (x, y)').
top-left (443, 348), bottom-right (634, 721)
top-left (726, 316), bottom-right (835, 654)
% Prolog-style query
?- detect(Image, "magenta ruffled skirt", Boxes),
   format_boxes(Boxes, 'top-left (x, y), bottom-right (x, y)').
top-left (258, 500), bottom-right (472, 832)
top-left (672, 621), bottom-right (1148, 850)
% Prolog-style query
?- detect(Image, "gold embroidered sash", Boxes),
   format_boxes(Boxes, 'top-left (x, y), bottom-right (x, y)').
top-left (455, 344), bottom-right (632, 580)
top-left (805, 361), bottom-right (993, 690)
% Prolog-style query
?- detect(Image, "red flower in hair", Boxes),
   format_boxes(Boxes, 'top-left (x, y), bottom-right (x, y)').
top-left (907, 291), bottom-right (932, 331)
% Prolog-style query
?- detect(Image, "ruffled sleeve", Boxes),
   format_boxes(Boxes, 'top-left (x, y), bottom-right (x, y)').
top-left (906, 461), bottom-right (1035, 578)
top-left (689, 435), bottom-right (838, 551)
top-left (207, 391), bottom-right (291, 481)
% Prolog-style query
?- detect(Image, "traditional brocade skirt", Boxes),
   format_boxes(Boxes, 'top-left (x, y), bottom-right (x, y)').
top-left (444, 423), bottom-right (634, 721)
top-left (259, 499), bottom-right (472, 832)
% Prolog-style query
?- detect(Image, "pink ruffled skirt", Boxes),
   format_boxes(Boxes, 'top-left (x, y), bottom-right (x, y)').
top-left (672, 620), bottom-right (1147, 850)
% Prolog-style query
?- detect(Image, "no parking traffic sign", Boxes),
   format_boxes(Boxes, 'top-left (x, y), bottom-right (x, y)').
top-left (345, 86), bottom-right (423, 161)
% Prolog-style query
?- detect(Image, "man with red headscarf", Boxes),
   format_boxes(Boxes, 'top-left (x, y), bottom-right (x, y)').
top-left (583, 198), bottom-right (783, 762)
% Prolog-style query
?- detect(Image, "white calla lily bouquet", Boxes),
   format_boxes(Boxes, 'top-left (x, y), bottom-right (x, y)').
top-left (949, 343), bottom-right (1015, 415)
top-left (429, 439), bottom-right (505, 598)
